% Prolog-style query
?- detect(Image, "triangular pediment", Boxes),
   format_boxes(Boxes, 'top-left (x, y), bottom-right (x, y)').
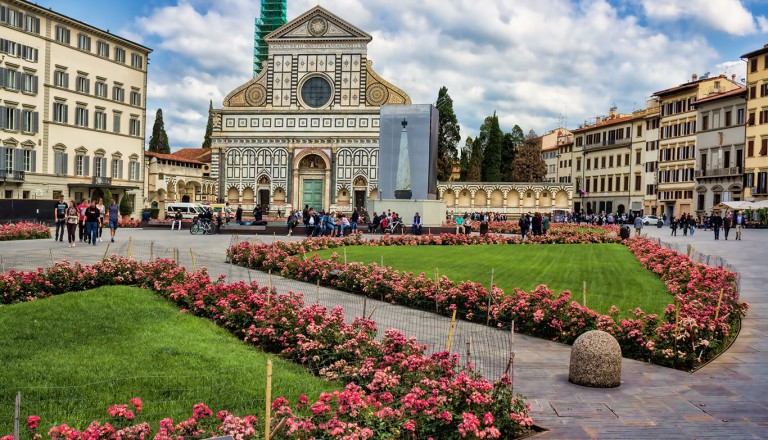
top-left (265, 6), bottom-right (372, 43)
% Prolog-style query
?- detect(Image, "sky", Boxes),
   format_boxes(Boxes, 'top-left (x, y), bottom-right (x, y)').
top-left (38, 0), bottom-right (768, 151)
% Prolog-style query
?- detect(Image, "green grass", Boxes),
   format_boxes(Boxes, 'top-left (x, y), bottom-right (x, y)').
top-left (0, 286), bottom-right (338, 434)
top-left (315, 244), bottom-right (671, 317)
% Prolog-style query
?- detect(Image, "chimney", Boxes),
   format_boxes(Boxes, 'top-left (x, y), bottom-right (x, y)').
top-left (692, 73), bottom-right (698, 82)
top-left (584, 120), bottom-right (587, 127)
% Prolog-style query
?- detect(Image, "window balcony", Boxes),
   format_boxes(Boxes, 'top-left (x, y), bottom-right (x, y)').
top-left (694, 167), bottom-right (742, 178)
top-left (92, 176), bottom-right (112, 187)
top-left (0, 170), bottom-right (25, 182)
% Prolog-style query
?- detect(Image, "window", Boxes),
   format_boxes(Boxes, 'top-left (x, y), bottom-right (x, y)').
top-left (53, 151), bottom-right (68, 175)
top-left (702, 115), bottom-right (709, 131)
top-left (725, 111), bottom-right (732, 127)
top-left (131, 53), bottom-right (143, 69)
top-left (748, 140), bottom-right (755, 157)
top-left (23, 149), bottom-right (35, 172)
top-left (749, 111), bottom-right (756, 126)
top-left (113, 113), bottom-right (121, 133)
top-left (55, 25), bottom-right (70, 44)
top-left (93, 156), bottom-right (107, 177)
top-left (636, 124), bottom-right (642, 137)
top-left (21, 109), bottom-right (38, 133)
top-left (115, 47), bottom-right (126, 63)
top-left (301, 76), bottom-right (332, 108)
top-left (738, 108), bottom-right (745, 125)
top-left (0, 106), bottom-right (20, 130)
top-left (95, 81), bottom-right (107, 98)
top-left (0, 38), bottom-right (38, 62)
top-left (576, 158), bottom-right (581, 172)
top-left (76, 76), bottom-right (90, 94)
top-left (762, 139), bottom-right (768, 156)
top-left (97, 41), bottom-right (109, 57)
top-left (77, 34), bottom-right (91, 51)
top-left (624, 175), bottom-right (629, 191)
top-left (636, 150), bottom-right (641, 165)
top-left (111, 159), bottom-right (123, 178)
top-left (130, 90), bottom-right (141, 106)
top-left (94, 111), bottom-right (106, 130)
top-left (601, 157), bottom-right (606, 168)
top-left (2, 147), bottom-right (13, 172)
top-left (112, 86), bottom-right (124, 102)
top-left (625, 153), bottom-right (630, 165)
top-left (129, 117), bottom-right (140, 136)
top-left (54, 70), bottom-right (69, 88)
top-left (751, 58), bottom-right (758, 73)
top-left (75, 155), bottom-right (90, 176)
top-left (129, 160), bottom-right (140, 180)
top-left (0, 68), bottom-right (38, 94)
top-left (74, 107), bottom-right (89, 127)
top-left (53, 102), bottom-right (68, 123)
top-left (635, 175), bottom-right (642, 192)
top-left (24, 15), bottom-right (39, 33)
top-left (609, 156), bottom-right (613, 167)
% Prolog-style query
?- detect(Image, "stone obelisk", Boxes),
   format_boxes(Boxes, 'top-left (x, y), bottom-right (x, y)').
top-left (394, 118), bottom-right (412, 199)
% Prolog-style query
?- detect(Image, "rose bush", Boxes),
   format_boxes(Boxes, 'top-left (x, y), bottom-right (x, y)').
top-left (0, 222), bottom-right (51, 241)
top-left (227, 233), bottom-right (747, 370)
top-left (118, 219), bottom-right (142, 228)
top-left (0, 257), bottom-right (533, 439)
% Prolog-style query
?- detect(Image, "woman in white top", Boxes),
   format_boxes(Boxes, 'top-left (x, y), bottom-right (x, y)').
top-left (96, 197), bottom-right (106, 242)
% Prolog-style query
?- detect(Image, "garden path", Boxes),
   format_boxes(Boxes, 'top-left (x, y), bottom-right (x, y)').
top-left (1, 227), bottom-right (766, 439)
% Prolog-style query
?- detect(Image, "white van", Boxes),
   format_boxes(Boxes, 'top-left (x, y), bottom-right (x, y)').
top-left (165, 202), bottom-right (205, 220)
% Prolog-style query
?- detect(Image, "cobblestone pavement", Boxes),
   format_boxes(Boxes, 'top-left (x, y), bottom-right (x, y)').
top-left (1, 226), bottom-right (767, 439)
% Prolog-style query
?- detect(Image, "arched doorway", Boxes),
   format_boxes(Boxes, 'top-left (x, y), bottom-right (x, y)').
top-left (297, 153), bottom-right (327, 212)
top-left (182, 195), bottom-right (190, 202)
top-left (353, 177), bottom-right (367, 210)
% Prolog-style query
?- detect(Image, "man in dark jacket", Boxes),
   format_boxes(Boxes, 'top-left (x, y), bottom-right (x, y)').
top-left (711, 211), bottom-right (723, 240)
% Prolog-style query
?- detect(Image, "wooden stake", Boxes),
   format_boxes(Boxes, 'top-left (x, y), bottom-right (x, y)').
top-left (102, 244), bottom-right (110, 262)
top-left (128, 236), bottom-right (133, 258)
top-left (362, 295), bottom-right (367, 319)
top-left (380, 255), bottom-right (383, 268)
top-left (13, 391), bottom-right (19, 440)
top-left (150, 241), bottom-right (154, 261)
top-left (466, 337), bottom-right (472, 368)
top-left (687, 244), bottom-right (695, 258)
top-left (316, 279), bottom-right (320, 304)
top-left (487, 269), bottom-right (494, 325)
top-left (582, 281), bottom-right (587, 308)
top-left (264, 359), bottom-right (272, 440)
top-left (173, 248), bottom-right (177, 262)
top-left (343, 245), bottom-right (347, 265)
top-left (714, 288), bottom-right (724, 322)
top-left (435, 267), bottom-right (440, 313)
top-left (367, 306), bottom-right (377, 320)
top-left (446, 309), bottom-right (458, 352)
top-left (190, 249), bottom-right (196, 272)
top-left (267, 269), bottom-right (272, 305)
top-left (49, 249), bottom-right (54, 267)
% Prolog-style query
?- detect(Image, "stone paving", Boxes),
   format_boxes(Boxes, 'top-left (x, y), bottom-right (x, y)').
top-left (1, 225), bottom-right (767, 439)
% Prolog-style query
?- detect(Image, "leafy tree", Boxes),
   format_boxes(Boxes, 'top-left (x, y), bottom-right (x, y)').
top-left (511, 130), bottom-right (547, 182)
top-left (119, 194), bottom-right (133, 216)
top-left (459, 137), bottom-right (472, 181)
top-left (148, 109), bottom-right (170, 154)
top-left (480, 112), bottom-right (503, 181)
top-left (202, 100), bottom-right (213, 149)
top-left (435, 87), bottom-right (461, 181)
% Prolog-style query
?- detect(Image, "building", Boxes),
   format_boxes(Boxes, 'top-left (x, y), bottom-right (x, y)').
top-left (144, 148), bottom-right (216, 214)
top-left (571, 107), bottom-right (641, 215)
top-left (253, 0), bottom-right (286, 77)
top-left (437, 182), bottom-right (572, 216)
top-left (693, 87), bottom-right (746, 215)
top-left (0, 0), bottom-right (150, 213)
top-left (634, 99), bottom-right (660, 215)
top-left (539, 128), bottom-right (571, 183)
top-left (653, 75), bottom-right (741, 220)
top-left (741, 45), bottom-right (768, 200)
top-left (211, 6), bottom-right (411, 214)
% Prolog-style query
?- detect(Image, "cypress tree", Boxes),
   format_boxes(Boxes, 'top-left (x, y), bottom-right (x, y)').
top-left (148, 109), bottom-right (170, 154)
top-left (202, 100), bottom-right (213, 149)
top-left (435, 87), bottom-right (461, 181)
top-left (480, 112), bottom-right (503, 182)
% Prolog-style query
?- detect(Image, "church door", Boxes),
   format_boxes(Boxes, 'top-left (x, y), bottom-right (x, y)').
top-left (302, 179), bottom-right (323, 211)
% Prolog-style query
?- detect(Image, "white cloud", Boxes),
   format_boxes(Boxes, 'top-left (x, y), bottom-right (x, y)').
top-left (641, 0), bottom-right (759, 36)
top-left (133, 0), bottom-right (746, 149)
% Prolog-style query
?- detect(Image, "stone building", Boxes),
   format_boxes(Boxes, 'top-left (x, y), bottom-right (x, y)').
top-left (211, 6), bottom-right (411, 214)
top-left (741, 45), bottom-right (768, 200)
top-left (0, 0), bottom-right (150, 212)
top-left (437, 182), bottom-right (572, 216)
top-left (539, 128), bottom-right (571, 183)
top-left (635, 99), bottom-right (661, 216)
top-left (143, 148), bottom-right (216, 214)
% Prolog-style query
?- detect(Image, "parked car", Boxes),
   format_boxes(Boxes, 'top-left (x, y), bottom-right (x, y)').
top-left (642, 215), bottom-right (661, 225)
top-left (165, 202), bottom-right (205, 220)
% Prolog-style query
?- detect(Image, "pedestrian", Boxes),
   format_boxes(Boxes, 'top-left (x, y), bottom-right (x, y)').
top-left (542, 214), bottom-right (550, 235)
top-left (455, 214), bottom-right (465, 234)
top-left (670, 217), bottom-right (678, 236)
top-left (96, 197), bottom-right (105, 242)
top-left (723, 212), bottom-right (732, 240)
top-left (235, 204), bottom-right (243, 224)
top-left (351, 208), bottom-right (359, 233)
top-left (108, 198), bottom-right (119, 242)
top-left (711, 211), bottom-right (723, 240)
top-left (54, 194), bottom-right (67, 242)
top-left (518, 214), bottom-right (529, 240)
top-left (224, 202), bottom-right (231, 224)
top-left (77, 198), bottom-right (89, 242)
top-left (689, 216), bottom-right (696, 236)
top-left (681, 214), bottom-right (689, 236)
top-left (412, 212), bottom-right (422, 235)
top-left (85, 200), bottom-right (100, 245)
top-left (216, 209), bottom-right (224, 234)
top-left (633, 214), bottom-right (643, 236)
top-left (734, 210), bottom-right (745, 240)
top-left (532, 213), bottom-right (542, 236)
top-left (171, 209), bottom-right (183, 230)
top-left (65, 200), bottom-right (79, 247)
top-left (287, 210), bottom-right (296, 236)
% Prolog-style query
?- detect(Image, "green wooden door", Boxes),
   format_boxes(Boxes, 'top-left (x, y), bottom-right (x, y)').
top-left (302, 179), bottom-right (323, 211)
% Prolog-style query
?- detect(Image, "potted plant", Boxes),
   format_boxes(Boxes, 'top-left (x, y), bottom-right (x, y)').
top-left (119, 195), bottom-right (133, 221)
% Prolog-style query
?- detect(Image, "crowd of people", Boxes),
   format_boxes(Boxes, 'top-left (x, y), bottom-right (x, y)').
top-left (53, 194), bottom-right (120, 246)
top-left (669, 211), bottom-right (746, 241)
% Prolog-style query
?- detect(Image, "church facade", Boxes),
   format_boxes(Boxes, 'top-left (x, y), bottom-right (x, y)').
top-left (210, 6), bottom-right (411, 214)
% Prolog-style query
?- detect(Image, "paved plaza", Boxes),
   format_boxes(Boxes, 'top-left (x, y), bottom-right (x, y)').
top-left (1, 226), bottom-right (766, 439)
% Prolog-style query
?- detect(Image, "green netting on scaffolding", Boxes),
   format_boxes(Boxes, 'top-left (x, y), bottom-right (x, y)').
top-left (254, 0), bottom-right (287, 76)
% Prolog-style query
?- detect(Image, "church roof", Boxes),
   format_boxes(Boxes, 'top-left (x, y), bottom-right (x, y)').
top-left (171, 148), bottom-right (212, 163)
top-left (264, 5), bottom-right (372, 43)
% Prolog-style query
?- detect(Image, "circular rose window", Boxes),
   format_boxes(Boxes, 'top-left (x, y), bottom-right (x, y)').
top-left (300, 76), bottom-right (332, 108)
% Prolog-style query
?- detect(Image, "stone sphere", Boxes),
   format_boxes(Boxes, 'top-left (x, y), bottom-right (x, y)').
top-left (606, 231), bottom-right (618, 238)
top-left (569, 330), bottom-right (622, 388)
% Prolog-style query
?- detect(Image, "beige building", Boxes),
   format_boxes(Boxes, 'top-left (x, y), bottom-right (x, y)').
top-left (633, 99), bottom-right (661, 215)
top-left (438, 182), bottom-right (572, 216)
top-left (0, 0), bottom-right (150, 213)
top-left (572, 107), bottom-right (641, 215)
top-left (653, 75), bottom-right (740, 219)
top-left (539, 128), bottom-right (571, 183)
top-left (742, 45), bottom-right (768, 200)
top-left (144, 148), bottom-right (216, 214)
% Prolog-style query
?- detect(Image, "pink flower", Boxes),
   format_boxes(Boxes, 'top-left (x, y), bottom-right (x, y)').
top-left (26, 415), bottom-right (40, 430)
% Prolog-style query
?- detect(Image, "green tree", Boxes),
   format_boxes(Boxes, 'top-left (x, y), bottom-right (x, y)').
top-left (148, 109), bottom-right (170, 154)
top-left (435, 87), bottom-right (461, 181)
top-left (119, 194), bottom-right (133, 217)
top-left (501, 124), bottom-right (525, 181)
top-left (101, 188), bottom-right (113, 207)
top-left (480, 112), bottom-right (503, 182)
top-left (467, 136), bottom-right (483, 181)
top-left (202, 100), bottom-right (213, 149)
top-left (459, 137), bottom-right (472, 181)
top-left (511, 130), bottom-right (547, 182)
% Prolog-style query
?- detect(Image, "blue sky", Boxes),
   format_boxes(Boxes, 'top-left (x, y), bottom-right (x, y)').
top-left (40, 0), bottom-right (768, 150)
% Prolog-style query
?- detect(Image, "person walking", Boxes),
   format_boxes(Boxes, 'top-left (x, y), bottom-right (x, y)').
top-left (689, 215), bottom-right (696, 236)
top-left (215, 209), bottom-right (224, 234)
top-left (54, 194), bottom-right (67, 242)
top-left (711, 211), bottom-right (723, 240)
top-left (542, 214), bottom-right (550, 235)
top-left (224, 202), bottom-right (232, 224)
top-left (723, 212), bottom-right (732, 240)
top-left (96, 197), bottom-right (106, 242)
top-left (77, 198), bottom-right (89, 242)
top-left (518, 214), bottom-right (529, 240)
top-left (235, 204), bottom-right (243, 224)
top-left (65, 200), bottom-right (79, 247)
top-left (108, 198), bottom-right (119, 242)
top-left (734, 210), bottom-right (745, 240)
top-left (670, 217), bottom-right (678, 236)
top-left (84, 200), bottom-right (100, 245)
top-left (633, 214), bottom-right (643, 236)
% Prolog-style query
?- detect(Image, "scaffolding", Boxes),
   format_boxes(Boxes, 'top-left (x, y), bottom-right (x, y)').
top-left (254, 0), bottom-right (287, 77)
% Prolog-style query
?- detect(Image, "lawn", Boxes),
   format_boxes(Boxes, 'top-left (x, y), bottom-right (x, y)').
top-left (0, 286), bottom-right (338, 434)
top-left (314, 243), bottom-right (671, 317)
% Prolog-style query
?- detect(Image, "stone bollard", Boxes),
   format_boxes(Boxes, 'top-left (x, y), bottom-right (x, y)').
top-left (569, 330), bottom-right (622, 388)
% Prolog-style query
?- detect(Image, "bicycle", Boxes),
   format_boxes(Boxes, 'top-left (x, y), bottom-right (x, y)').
top-left (190, 218), bottom-right (213, 235)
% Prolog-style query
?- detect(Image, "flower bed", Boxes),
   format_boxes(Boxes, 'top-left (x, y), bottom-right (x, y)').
top-left (0, 222), bottom-right (51, 241)
top-left (227, 233), bottom-right (747, 370)
top-left (442, 221), bottom-right (618, 236)
top-left (118, 219), bottom-right (142, 228)
top-left (0, 257), bottom-right (533, 439)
